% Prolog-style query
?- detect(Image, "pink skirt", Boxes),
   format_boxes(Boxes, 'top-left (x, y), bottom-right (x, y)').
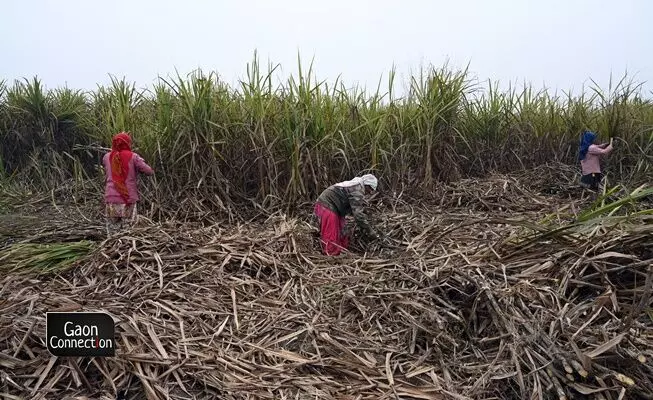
top-left (314, 203), bottom-right (350, 256)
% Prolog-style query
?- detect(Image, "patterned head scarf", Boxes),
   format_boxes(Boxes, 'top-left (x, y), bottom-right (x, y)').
top-left (579, 130), bottom-right (596, 161)
top-left (335, 174), bottom-right (378, 190)
top-left (110, 132), bottom-right (134, 203)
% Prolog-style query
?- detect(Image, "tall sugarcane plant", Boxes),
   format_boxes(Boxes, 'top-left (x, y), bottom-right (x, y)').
top-left (0, 53), bottom-right (651, 211)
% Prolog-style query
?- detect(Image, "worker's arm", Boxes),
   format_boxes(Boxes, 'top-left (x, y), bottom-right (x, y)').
top-left (588, 143), bottom-right (613, 155)
top-left (349, 187), bottom-right (377, 238)
top-left (133, 153), bottom-right (155, 175)
top-left (601, 138), bottom-right (615, 148)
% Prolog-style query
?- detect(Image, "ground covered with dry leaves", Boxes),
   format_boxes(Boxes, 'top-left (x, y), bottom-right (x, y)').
top-left (1, 165), bottom-right (652, 400)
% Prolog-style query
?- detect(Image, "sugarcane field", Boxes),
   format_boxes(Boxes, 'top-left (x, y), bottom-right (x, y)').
top-left (1, 57), bottom-right (653, 400)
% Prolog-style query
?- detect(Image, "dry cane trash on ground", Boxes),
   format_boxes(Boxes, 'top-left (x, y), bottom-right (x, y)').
top-left (1, 165), bottom-right (652, 400)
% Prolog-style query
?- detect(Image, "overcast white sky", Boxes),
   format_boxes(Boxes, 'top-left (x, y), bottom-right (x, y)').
top-left (1, 0), bottom-right (651, 97)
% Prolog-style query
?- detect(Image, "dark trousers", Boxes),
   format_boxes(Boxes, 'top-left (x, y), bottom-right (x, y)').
top-left (580, 173), bottom-right (603, 191)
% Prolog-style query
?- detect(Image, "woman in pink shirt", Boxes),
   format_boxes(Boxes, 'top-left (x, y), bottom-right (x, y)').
top-left (102, 132), bottom-right (154, 234)
top-left (579, 130), bottom-right (613, 191)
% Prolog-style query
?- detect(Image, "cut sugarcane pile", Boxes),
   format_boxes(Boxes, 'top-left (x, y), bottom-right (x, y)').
top-left (1, 170), bottom-right (652, 400)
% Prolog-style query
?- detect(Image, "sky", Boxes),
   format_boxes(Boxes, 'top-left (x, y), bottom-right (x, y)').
top-left (1, 0), bottom-right (652, 97)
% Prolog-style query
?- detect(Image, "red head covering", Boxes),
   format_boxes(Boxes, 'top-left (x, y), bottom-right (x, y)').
top-left (110, 132), bottom-right (133, 203)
